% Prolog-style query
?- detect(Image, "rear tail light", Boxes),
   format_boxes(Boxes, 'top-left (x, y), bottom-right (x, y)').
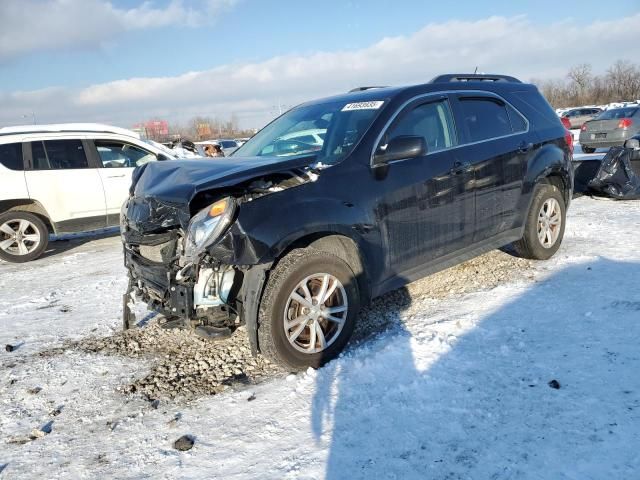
top-left (618, 118), bottom-right (633, 129)
top-left (561, 117), bottom-right (571, 129)
top-left (581, 123), bottom-right (588, 131)
top-left (564, 129), bottom-right (574, 155)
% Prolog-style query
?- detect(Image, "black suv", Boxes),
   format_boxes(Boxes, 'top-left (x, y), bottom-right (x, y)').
top-left (121, 74), bottom-right (573, 370)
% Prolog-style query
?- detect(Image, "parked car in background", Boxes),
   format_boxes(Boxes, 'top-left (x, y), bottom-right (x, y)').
top-left (234, 137), bottom-right (251, 146)
top-left (279, 128), bottom-right (326, 147)
top-left (213, 139), bottom-right (240, 156)
top-left (561, 107), bottom-right (602, 129)
top-left (579, 106), bottom-right (640, 153)
top-left (121, 73), bottom-right (573, 370)
top-left (0, 123), bottom-right (174, 262)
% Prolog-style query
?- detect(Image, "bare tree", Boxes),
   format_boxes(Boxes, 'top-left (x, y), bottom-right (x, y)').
top-left (607, 60), bottom-right (640, 101)
top-left (567, 63), bottom-right (592, 104)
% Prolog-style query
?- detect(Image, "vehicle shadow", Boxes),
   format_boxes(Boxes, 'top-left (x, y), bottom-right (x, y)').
top-left (40, 228), bottom-right (119, 259)
top-left (312, 259), bottom-right (640, 479)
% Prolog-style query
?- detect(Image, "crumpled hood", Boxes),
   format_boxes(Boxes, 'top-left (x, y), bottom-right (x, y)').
top-left (132, 155), bottom-right (316, 204)
top-left (124, 155), bottom-right (316, 234)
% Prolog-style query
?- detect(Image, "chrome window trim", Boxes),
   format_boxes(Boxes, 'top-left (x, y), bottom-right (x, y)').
top-left (370, 89), bottom-right (530, 167)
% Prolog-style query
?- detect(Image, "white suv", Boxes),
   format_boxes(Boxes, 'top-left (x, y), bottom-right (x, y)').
top-left (0, 123), bottom-right (175, 263)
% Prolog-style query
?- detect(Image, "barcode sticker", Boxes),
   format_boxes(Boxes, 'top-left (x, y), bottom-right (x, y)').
top-left (341, 101), bottom-right (384, 112)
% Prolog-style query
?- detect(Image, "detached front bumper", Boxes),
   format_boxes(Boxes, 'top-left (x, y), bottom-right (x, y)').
top-left (124, 248), bottom-right (194, 318)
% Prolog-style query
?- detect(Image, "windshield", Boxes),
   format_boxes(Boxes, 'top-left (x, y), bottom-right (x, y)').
top-left (233, 99), bottom-right (385, 164)
top-left (596, 107), bottom-right (638, 120)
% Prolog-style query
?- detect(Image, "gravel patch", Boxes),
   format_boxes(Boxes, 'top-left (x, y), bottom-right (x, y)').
top-left (39, 249), bottom-right (532, 400)
top-left (40, 323), bottom-right (282, 400)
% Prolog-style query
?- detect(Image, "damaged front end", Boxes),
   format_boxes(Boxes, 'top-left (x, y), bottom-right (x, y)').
top-left (120, 158), bottom-right (321, 348)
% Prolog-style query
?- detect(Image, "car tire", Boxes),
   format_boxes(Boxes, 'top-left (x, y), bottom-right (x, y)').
top-left (581, 145), bottom-right (596, 154)
top-left (513, 182), bottom-right (566, 261)
top-left (258, 248), bottom-right (360, 371)
top-left (0, 211), bottom-right (49, 263)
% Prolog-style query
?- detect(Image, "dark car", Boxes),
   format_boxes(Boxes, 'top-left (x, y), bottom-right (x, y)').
top-left (121, 74), bottom-right (574, 370)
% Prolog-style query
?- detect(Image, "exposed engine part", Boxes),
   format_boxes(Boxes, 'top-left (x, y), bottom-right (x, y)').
top-left (193, 266), bottom-right (236, 309)
top-left (242, 168), bottom-right (319, 201)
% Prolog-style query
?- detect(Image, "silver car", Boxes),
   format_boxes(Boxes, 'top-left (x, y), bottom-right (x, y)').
top-left (579, 107), bottom-right (640, 153)
top-left (561, 107), bottom-right (602, 129)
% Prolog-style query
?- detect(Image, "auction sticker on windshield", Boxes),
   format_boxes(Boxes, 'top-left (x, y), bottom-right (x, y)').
top-left (341, 101), bottom-right (384, 111)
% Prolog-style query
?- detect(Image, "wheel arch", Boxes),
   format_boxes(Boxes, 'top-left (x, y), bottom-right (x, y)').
top-left (243, 230), bottom-right (372, 356)
top-left (525, 142), bottom-right (573, 208)
top-left (0, 199), bottom-right (55, 234)
top-left (282, 231), bottom-right (371, 305)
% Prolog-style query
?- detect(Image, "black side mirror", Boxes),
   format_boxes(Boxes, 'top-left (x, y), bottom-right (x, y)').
top-left (157, 153), bottom-right (170, 161)
top-left (373, 135), bottom-right (427, 166)
top-left (624, 137), bottom-right (640, 150)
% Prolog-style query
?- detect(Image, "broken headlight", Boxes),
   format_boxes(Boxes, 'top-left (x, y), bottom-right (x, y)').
top-left (184, 197), bottom-right (236, 261)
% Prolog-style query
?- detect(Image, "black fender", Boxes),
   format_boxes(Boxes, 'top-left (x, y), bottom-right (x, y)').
top-left (516, 142), bottom-right (572, 225)
top-left (224, 190), bottom-right (379, 355)
top-left (241, 262), bottom-right (271, 356)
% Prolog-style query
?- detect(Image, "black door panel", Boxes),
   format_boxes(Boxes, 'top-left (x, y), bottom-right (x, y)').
top-left (450, 94), bottom-right (530, 241)
top-left (373, 97), bottom-right (474, 277)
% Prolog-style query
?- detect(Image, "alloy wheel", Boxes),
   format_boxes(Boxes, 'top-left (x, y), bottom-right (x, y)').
top-left (537, 198), bottom-right (561, 248)
top-left (283, 273), bottom-right (348, 354)
top-left (0, 219), bottom-right (41, 256)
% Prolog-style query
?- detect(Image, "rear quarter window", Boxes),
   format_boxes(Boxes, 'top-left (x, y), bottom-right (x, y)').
top-left (458, 97), bottom-right (512, 142)
top-left (509, 90), bottom-right (562, 130)
top-left (0, 143), bottom-right (24, 170)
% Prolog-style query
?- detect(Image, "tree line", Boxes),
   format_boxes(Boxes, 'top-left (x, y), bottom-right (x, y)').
top-left (533, 60), bottom-right (640, 109)
top-left (141, 114), bottom-right (256, 142)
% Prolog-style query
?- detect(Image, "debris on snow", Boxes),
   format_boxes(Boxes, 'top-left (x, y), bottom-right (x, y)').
top-left (173, 435), bottom-right (195, 451)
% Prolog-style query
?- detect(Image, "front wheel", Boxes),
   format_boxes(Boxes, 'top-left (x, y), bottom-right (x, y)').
top-left (258, 249), bottom-right (360, 370)
top-left (513, 183), bottom-right (566, 260)
top-left (0, 211), bottom-right (49, 263)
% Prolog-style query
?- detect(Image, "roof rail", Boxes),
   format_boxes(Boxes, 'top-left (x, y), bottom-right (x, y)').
top-left (0, 123), bottom-right (140, 139)
top-left (430, 74), bottom-right (522, 84)
top-left (348, 86), bottom-right (389, 93)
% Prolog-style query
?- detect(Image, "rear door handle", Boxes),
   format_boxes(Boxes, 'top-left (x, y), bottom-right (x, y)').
top-left (107, 174), bottom-right (126, 178)
top-left (450, 161), bottom-right (472, 175)
top-left (518, 141), bottom-right (534, 154)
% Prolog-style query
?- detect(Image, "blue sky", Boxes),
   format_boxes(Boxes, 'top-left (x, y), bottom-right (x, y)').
top-left (2, 0), bottom-right (637, 92)
top-left (1, 0), bottom-right (639, 128)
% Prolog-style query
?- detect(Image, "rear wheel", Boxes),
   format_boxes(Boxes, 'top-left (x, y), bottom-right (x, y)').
top-left (258, 248), bottom-right (360, 370)
top-left (0, 211), bottom-right (49, 263)
top-left (581, 145), bottom-right (596, 154)
top-left (513, 183), bottom-right (566, 260)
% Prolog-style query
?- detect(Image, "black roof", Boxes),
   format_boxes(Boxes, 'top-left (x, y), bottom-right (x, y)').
top-left (298, 74), bottom-right (532, 109)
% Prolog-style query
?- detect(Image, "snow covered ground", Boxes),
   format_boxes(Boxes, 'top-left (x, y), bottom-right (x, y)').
top-left (2, 196), bottom-right (640, 479)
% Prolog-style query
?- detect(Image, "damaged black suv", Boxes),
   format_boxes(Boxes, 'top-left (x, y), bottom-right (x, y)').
top-left (121, 74), bottom-right (573, 370)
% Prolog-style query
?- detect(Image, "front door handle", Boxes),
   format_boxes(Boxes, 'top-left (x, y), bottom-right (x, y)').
top-left (450, 161), bottom-right (472, 175)
top-left (107, 174), bottom-right (126, 178)
top-left (518, 141), bottom-right (534, 154)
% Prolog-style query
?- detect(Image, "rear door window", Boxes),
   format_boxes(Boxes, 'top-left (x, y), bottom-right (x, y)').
top-left (94, 141), bottom-right (156, 168)
top-left (31, 140), bottom-right (89, 169)
top-left (0, 143), bottom-right (24, 170)
top-left (457, 97), bottom-right (512, 142)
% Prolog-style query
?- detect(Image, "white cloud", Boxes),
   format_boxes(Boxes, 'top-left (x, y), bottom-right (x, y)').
top-left (1, 13), bottom-right (639, 129)
top-left (0, 0), bottom-right (238, 61)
